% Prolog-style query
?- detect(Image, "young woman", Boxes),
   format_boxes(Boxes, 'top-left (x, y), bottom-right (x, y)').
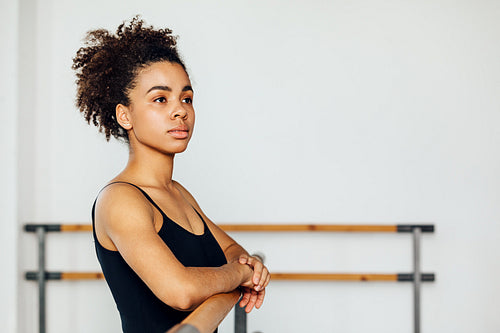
top-left (72, 17), bottom-right (270, 333)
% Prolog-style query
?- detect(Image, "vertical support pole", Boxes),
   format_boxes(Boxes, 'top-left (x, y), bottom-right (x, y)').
top-left (413, 227), bottom-right (421, 333)
top-left (234, 303), bottom-right (247, 333)
top-left (36, 227), bottom-right (46, 333)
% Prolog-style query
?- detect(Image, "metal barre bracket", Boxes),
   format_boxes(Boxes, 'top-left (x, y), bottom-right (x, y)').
top-left (397, 273), bottom-right (435, 282)
top-left (397, 224), bottom-right (434, 233)
top-left (24, 224), bottom-right (62, 232)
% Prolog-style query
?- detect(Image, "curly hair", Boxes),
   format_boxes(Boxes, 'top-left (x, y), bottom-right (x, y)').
top-left (72, 16), bottom-right (186, 141)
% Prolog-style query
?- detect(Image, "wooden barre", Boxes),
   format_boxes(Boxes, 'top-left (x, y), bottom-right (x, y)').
top-left (272, 273), bottom-right (398, 281)
top-left (25, 222), bottom-right (434, 333)
top-left (61, 272), bottom-right (104, 280)
top-left (47, 224), bottom-right (399, 232)
top-left (220, 224), bottom-right (397, 232)
top-left (25, 271), bottom-right (434, 282)
top-left (61, 224), bottom-right (92, 232)
top-left (33, 224), bottom-right (398, 232)
top-left (25, 224), bottom-right (434, 233)
top-left (166, 290), bottom-right (240, 333)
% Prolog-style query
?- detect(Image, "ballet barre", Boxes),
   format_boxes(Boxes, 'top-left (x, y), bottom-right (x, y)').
top-left (24, 223), bottom-right (435, 233)
top-left (25, 223), bottom-right (435, 333)
top-left (166, 290), bottom-right (241, 333)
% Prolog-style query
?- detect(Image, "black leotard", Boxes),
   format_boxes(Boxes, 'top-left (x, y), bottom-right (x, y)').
top-left (92, 182), bottom-right (227, 333)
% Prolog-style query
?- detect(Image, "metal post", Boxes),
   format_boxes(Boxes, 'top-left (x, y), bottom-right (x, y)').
top-left (37, 227), bottom-right (46, 333)
top-left (413, 227), bottom-right (421, 333)
top-left (234, 304), bottom-right (247, 333)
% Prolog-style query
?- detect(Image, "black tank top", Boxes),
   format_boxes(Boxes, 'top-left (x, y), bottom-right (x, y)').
top-left (92, 182), bottom-right (227, 333)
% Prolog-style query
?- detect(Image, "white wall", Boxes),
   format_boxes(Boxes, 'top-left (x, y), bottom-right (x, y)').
top-left (6, 0), bottom-right (500, 332)
top-left (0, 0), bottom-right (19, 332)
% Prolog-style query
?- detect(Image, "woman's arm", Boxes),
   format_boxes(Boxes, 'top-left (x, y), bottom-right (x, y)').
top-left (173, 181), bottom-right (271, 312)
top-left (95, 183), bottom-right (255, 311)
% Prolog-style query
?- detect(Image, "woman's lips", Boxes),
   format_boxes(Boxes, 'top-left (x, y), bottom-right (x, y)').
top-left (167, 126), bottom-right (189, 139)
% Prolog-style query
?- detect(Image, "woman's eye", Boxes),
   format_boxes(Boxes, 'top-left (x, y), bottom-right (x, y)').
top-left (182, 97), bottom-right (193, 104)
top-left (154, 97), bottom-right (166, 103)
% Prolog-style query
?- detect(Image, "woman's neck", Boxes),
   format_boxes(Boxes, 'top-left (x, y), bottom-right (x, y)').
top-left (119, 145), bottom-right (176, 189)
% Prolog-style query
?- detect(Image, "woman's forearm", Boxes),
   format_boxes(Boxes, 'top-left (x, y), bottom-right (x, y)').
top-left (165, 261), bottom-right (252, 311)
top-left (222, 242), bottom-right (249, 263)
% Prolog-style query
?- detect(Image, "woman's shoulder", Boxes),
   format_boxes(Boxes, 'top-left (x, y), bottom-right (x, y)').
top-left (98, 181), bottom-right (146, 202)
top-left (95, 181), bottom-right (156, 227)
top-left (93, 180), bottom-right (158, 251)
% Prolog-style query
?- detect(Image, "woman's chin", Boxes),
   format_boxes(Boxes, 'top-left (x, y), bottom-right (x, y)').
top-left (163, 144), bottom-right (189, 155)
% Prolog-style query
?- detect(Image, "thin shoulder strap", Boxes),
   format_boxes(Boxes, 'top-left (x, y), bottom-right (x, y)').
top-left (100, 181), bottom-right (167, 217)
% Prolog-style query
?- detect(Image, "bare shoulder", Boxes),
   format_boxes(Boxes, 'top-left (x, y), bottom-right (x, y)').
top-left (94, 182), bottom-right (156, 249)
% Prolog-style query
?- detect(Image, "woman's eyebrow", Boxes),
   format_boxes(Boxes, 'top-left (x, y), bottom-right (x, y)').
top-left (146, 85), bottom-right (193, 94)
top-left (146, 85), bottom-right (172, 94)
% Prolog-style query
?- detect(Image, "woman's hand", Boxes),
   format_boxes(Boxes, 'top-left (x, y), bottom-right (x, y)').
top-left (237, 254), bottom-right (271, 313)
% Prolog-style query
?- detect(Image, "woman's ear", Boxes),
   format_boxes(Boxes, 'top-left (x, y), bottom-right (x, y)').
top-left (116, 104), bottom-right (132, 130)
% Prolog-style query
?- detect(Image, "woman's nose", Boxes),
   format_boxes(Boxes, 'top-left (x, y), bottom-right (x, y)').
top-left (171, 102), bottom-right (188, 119)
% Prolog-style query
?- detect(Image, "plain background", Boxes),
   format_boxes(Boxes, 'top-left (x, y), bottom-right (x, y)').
top-left (1, 0), bottom-right (499, 332)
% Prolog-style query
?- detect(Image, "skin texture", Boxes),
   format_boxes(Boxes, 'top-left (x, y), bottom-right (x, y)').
top-left (93, 61), bottom-right (270, 312)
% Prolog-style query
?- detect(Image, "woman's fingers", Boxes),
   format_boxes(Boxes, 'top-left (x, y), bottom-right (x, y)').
top-left (258, 266), bottom-right (271, 291)
top-left (239, 288), bottom-right (251, 308)
top-left (255, 289), bottom-right (266, 309)
top-left (240, 255), bottom-right (265, 287)
top-left (237, 255), bottom-right (269, 313)
top-left (238, 255), bottom-right (248, 265)
top-left (264, 271), bottom-right (271, 287)
top-left (240, 288), bottom-right (266, 312)
top-left (244, 289), bottom-right (259, 313)
top-left (251, 259), bottom-right (263, 286)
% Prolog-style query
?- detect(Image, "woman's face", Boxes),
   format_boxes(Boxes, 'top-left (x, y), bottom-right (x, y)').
top-left (120, 61), bottom-right (195, 155)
